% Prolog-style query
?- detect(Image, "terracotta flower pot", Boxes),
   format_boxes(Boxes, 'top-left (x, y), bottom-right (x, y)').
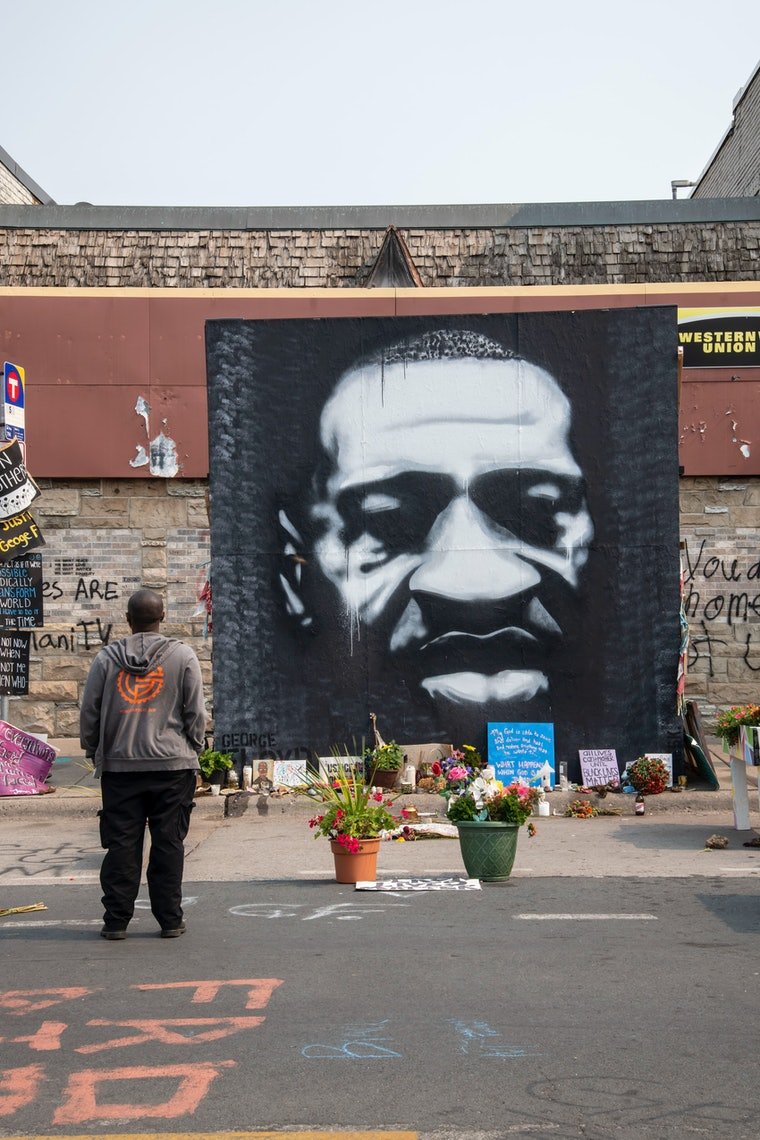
top-left (366, 768), bottom-right (398, 789)
top-left (329, 837), bottom-right (381, 884)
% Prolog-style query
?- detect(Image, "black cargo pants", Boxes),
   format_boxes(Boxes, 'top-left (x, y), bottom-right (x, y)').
top-left (99, 769), bottom-right (196, 932)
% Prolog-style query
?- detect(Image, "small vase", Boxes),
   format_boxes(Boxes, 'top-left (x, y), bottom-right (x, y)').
top-left (329, 837), bottom-right (381, 884)
top-left (455, 821), bottom-right (520, 882)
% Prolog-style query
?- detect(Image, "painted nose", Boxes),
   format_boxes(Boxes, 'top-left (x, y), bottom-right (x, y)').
top-left (408, 495), bottom-right (541, 602)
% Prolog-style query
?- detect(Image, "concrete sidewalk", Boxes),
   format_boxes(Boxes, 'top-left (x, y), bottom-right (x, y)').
top-left (0, 735), bottom-right (756, 823)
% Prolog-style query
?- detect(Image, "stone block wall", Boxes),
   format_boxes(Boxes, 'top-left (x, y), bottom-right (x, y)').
top-left (7, 473), bottom-right (756, 737)
top-left (9, 479), bottom-right (211, 737)
top-left (680, 477), bottom-right (760, 722)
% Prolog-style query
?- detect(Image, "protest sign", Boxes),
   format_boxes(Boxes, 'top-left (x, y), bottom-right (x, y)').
top-left (0, 632), bottom-right (30, 695)
top-left (578, 748), bottom-right (620, 787)
top-left (488, 722), bottom-right (555, 787)
top-left (0, 552), bottom-right (43, 629)
top-left (0, 508), bottom-right (44, 563)
top-left (0, 719), bottom-right (56, 796)
top-left (0, 439), bottom-right (40, 519)
top-left (318, 755), bottom-right (364, 782)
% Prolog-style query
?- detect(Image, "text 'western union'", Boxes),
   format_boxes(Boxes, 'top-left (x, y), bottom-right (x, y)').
top-left (679, 330), bottom-right (758, 353)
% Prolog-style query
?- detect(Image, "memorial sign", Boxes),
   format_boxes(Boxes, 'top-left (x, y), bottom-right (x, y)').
top-left (488, 722), bottom-right (556, 787)
top-left (0, 719), bottom-right (56, 796)
top-left (578, 748), bottom-right (620, 787)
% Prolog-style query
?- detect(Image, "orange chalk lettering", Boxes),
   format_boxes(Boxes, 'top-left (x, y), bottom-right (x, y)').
top-left (134, 978), bottom-right (283, 1009)
top-left (12, 1020), bottom-right (67, 1051)
top-left (78, 1016), bottom-right (265, 1053)
top-left (0, 987), bottom-right (93, 1016)
top-left (53, 1060), bottom-right (236, 1124)
top-left (0, 1064), bottom-right (45, 1117)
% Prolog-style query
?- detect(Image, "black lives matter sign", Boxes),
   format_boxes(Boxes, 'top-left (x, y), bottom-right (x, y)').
top-left (0, 632), bottom-right (30, 695)
top-left (0, 553), bottom-right (43, 629)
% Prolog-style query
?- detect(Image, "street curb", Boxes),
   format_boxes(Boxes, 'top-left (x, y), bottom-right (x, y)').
top-left (0, 785), bottom-right (749, 821)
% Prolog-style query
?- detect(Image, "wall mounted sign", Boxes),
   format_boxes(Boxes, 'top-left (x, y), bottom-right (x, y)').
top-left (0, 439), bottom-right (39, 518)
top-left (678, 309), bottom-right (760, 368)
top-left (0, 508), bottom-right (44, 564)
top-left (0, 632), bottom-right (30, 695)
top-left (0, 552), bottom-right (43, 629)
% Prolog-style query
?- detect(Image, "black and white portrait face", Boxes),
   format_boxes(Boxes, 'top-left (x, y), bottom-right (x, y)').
top-left (304, 334), bottom-right (593, 711)
top-left (206, 310), bottom-right (682, 775)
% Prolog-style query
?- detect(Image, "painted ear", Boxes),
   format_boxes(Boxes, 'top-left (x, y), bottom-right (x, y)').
top-left (276, 508), bottom-right (315, 631)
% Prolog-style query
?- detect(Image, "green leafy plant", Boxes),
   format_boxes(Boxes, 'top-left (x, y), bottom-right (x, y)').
top-left (198, 749), bottom-right (234, 781)
top-left (363, 740), bottom-right (405, 775)
top-left (715, 703), bottom-right (760, 748)
top-left (626, 755), bottom-right (669, 796)
top-left (298, 765), bottom-right (399, 853)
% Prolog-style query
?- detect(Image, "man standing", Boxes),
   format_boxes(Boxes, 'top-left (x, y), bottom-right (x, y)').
top-left (80, 588), bottom-right (206, 940)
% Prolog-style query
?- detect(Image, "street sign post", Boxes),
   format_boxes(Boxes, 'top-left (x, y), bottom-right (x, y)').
top-left (2, 362), bottom-right (26, 448)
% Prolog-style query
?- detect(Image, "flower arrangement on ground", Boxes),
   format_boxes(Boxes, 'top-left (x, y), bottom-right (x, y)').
top-left (626, 756), bottom-right (669, 796)
top-left (715, 703), bottom-right (760, 749)
top-left (436, 746), bottom-right (540, 827)
top-left (565, 799), bottom-right (598, 819)
top-left (302, 766), bottom-right (399, 853)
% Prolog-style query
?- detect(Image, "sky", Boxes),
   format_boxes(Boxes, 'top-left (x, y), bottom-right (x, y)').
top-left (4, 0), bottom-right (760, 208)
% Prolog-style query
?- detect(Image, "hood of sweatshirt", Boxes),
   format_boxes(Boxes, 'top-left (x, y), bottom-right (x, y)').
top-left (102, 633), bottom-right (181, 675)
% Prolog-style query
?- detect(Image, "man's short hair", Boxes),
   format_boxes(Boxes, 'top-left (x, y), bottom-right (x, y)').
top-left (127, 588), bottom-right (164, 627)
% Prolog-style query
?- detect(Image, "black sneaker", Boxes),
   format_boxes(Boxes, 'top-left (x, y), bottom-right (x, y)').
top-left (100, 927), bottom-right (127, 940)
top-left (160, 923), bottom-right (186, 939)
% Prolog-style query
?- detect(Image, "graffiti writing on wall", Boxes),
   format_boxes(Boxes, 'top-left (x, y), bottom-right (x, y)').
top-left (683, 539), bottom-right (760, 674)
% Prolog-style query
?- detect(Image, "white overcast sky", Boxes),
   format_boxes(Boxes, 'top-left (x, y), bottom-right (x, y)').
top-left (4, 0), bottom-right (760, 207)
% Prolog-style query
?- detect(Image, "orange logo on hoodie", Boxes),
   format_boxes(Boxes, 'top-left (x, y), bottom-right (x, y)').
top-left (117, 667), bottom-right (164, 705)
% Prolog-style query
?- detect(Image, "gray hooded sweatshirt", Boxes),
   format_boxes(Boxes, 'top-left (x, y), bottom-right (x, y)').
top-left (79, 633), bottom-right (205, 773)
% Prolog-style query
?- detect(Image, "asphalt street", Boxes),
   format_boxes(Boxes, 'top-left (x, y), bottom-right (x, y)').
top-left (1, 791), bottom-right (760, 1139)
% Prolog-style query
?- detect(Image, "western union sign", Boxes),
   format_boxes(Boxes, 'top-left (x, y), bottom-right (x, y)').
top-left (678, 308), bottom-right (760, 368)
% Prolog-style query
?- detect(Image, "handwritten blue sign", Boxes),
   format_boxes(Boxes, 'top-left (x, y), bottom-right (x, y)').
top-left (487, 723), bottom-right (555, 787)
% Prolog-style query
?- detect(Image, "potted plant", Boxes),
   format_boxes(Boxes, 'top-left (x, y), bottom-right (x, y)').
top-left (198, 748), bottom-right (234, 787)
top-left (715, 703), bottom-right (760, 749)
top-left (437, 748), bottom-right (539, 881)
top-left (299, 766), bottom-right (399, 883)
top-left (363, 740), bottom-right (405, 789)
top-left (625, 755), bottom-right (669, 796)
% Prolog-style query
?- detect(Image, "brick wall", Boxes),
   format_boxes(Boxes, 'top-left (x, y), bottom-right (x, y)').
top-left (2, 221), bottom-right (760, 287)
top-left (8, 474), bottom-right (756, 737)
top-left (692, 65), bottom-right (760, 197)
top-left (0, 165), bottom-right (37, 206)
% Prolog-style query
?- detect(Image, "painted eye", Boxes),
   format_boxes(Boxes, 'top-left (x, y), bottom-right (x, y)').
top-left (525, 481), bottom-right (562, 503)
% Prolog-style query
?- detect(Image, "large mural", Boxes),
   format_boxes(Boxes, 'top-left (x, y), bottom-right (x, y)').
top-left (206, 310), bottom-right (682, 778)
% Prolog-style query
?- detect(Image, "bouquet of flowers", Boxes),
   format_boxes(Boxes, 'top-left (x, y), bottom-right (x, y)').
top-left (302, 766), bottom-right (399, 854)
top-left (715, 703), bottom-right (760, 749)
top-left (436, 746), bottom-right (539, 827)
top-left (626, 756), bottom-right (669, 796)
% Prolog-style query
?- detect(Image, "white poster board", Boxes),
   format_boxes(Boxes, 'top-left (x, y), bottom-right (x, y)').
top-left (578, 749), bottom-right (620, 788)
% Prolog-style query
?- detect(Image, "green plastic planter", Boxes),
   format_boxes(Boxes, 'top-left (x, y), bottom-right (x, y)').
top-left (455, 820), bottom-right (520, 882)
